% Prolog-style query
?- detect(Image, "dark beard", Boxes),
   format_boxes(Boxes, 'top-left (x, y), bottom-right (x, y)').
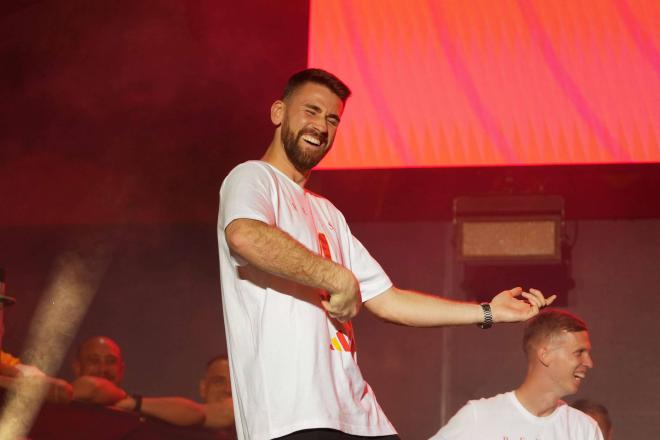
top-left (281, 119), bottom-right (330, 174)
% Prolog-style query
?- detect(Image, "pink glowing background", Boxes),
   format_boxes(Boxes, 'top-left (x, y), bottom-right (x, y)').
top-left (309, 0), bottom-right (660, 168)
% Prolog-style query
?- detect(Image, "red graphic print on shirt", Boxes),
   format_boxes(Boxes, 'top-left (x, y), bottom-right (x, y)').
top-left (318, 232), bottom-right (357, 354)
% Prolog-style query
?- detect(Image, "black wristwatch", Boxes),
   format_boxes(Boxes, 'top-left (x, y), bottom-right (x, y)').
top-left (478, 303), bottom-right (493, 329)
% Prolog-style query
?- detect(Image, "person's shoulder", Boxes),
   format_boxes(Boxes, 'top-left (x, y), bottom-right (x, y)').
top-left (225, 160), bottom-right (270, 178)
top-left (221, 160), bottom-right (276, 189)
top-left (470, 391), bottom-right (510, 407)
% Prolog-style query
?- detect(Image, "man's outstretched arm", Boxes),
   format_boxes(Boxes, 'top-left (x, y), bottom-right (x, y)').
top-left (72, 375), bottom-right (126, 405)
top-left (114, 395), bottom-right (206, 427)
top-left (364, 286), bottom-right (556, 327)
top-left (225, 218), bottom-right (361, 321)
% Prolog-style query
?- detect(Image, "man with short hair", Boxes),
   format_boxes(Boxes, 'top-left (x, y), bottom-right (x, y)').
top-left (72, 336), bottom-right (205, 426)
top-left (430, 309), bottom-right (602, 439)
top-left (217, 68), bottom-right (556, 439)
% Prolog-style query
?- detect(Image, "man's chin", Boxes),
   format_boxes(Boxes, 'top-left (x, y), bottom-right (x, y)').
top-left (291, 155), bottom-right (326, 174)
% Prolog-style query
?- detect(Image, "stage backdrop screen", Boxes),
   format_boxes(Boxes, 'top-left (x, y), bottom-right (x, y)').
top-left (308, 0), bottom-right (660, 169)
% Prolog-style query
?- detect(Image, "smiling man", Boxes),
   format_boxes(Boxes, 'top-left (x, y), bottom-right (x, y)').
top-left (430, 309), bottom-right (602, 440)
top-left (218, 68), bottom-right (555, 440)
top-left (73, 336), bottom-right (125, 387)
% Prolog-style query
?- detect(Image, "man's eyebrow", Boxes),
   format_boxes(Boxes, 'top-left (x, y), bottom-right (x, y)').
top-left (303, 104), bottom-right (341, 123)
top-left (303, 104), bottom-right (322, 112)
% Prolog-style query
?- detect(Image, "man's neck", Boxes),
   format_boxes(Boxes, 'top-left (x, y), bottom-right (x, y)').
top-left (261, 140), bottom-right (309, 186)
top-left (514, 379), bottom-right (562, 417)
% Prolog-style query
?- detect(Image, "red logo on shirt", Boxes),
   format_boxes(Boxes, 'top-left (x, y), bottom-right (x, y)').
top-left (318, 233), bottom-right (357, 354)
top-left (318, 233), bottom-right (332, 260)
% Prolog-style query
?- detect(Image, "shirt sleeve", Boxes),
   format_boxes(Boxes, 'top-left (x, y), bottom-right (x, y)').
top-left (219, 161), bottom-right (276, 231)
top-left (593, 424), bottom-right (605, 440)
top-left (347, 233), bottom-right (393, 302)
top-left (428, 402), bottom-right (475, 440)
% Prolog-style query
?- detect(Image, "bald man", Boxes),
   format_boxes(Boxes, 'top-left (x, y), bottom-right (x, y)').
top-left (72, 336), bottom-right (204, 426)
top-left (73, 336), bottom-right (124, 386)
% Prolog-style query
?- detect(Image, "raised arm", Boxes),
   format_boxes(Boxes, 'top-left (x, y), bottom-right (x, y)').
top-left (364, 286), bottom-right (555, 327)
top-left (225, 218), bottom-right (361, 321)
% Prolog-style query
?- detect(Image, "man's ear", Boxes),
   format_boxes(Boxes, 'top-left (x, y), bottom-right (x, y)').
top-left (538, 346), bottom-right (551, 367)
top-left (271, 100), bottom-right (284, 126)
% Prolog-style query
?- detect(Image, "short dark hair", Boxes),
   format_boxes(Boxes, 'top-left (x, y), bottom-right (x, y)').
top-left (523, 309), bottom-right (587, 356)
top-left (571, 399), bottom-right (612, 434)
top-left (283, 68), bottom-right (351, 103)
top-left (206, 354), bottom-right (228, 369)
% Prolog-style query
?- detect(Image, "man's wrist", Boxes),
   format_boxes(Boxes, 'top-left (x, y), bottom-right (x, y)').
top-left (131, 394), bottom-right (143, 413)
top-left (478, 303), bottom-right (493, 329)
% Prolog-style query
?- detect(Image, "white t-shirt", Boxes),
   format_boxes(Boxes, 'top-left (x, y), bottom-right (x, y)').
top-left (430, 391), bottom-right (603, 440)
top-left (217, 161), bottom-right (396, 440)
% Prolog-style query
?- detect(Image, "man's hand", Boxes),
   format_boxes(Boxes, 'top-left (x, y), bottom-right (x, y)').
top-left (226, 219), bottom-right (363, 321)
top-left (320, 270), bottom-right (361, 322)
top-left (114, 394), bottom-right (137, 411)
top-left (490, 287), bottom-right (556, 323)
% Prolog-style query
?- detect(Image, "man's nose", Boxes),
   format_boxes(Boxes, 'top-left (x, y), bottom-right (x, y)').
top-left (310, 115), bottom-right (328, 132)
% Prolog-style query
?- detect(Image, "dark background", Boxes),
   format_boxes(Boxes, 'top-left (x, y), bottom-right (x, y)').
top-left (1, 1), bottom-right (659, 438)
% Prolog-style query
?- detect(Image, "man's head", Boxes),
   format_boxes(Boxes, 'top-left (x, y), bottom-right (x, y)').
top-left (523, 309), bottom-right (593, 398)
top-left (73, 336), bottom-right (125, 385)
top-left (199, 355), bottom-right (232, 404)
top-left (282, 68), bottom-right (351, 104)
top-left (571, 399), bottom-right (612, 440)
top-left (271, 68), bottom-right (351, 174)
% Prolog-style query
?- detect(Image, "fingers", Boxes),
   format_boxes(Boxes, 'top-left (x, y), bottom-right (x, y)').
top-left (522, 288), bottom-right (556, 310)
top-left (508, 287), bottom-right (523, 297)
top-left (521, 292), bottom-right (543, 310)
top-left (321, 298), bottom-right (357, 322)
top-left (529, 288), bottom-right (554, 308)
top-left (491, 287), bottom-right (556, 323)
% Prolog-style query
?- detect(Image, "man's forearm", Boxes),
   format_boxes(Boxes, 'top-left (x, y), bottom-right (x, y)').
top-left (115, 396), bottom-right (205, 426)
top-left (365, 286), bottom-right (552, 327)
top-left (72, 376), bottom-right (126, 405)
top-left (225, 218), bottom-right (355, 295)
top-left (365, 287), bottom-right (483, 327)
